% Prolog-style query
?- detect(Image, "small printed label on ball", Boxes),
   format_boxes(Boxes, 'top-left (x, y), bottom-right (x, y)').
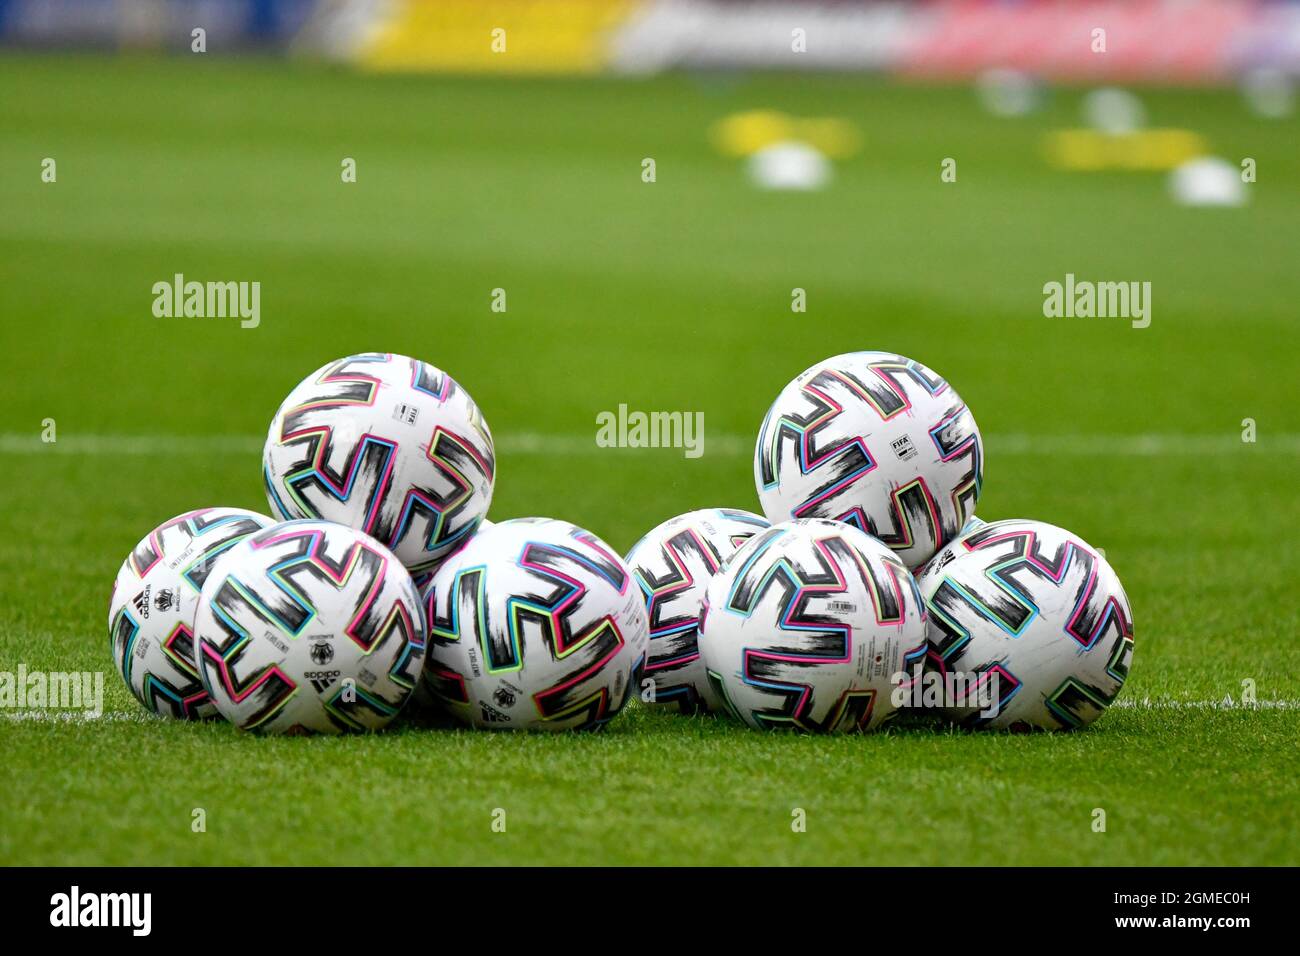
top-left (492, 686), bottom-right (516, 708)
top-left (392, 403), bottom-right (419, 425)
top-left (890, 435), bottom-right (918, 461)
top-left (306, 671), bottom-right (341, 693)
top-left (479, 701), bottom-right (510, 723)
top-left (131, 588), bottom-right (151, 619)
top-left (864, 637), bottom-right (896, 679)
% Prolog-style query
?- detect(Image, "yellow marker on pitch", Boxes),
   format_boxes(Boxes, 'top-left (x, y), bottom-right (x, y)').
top-left (711, 110), bottom-right (862, 159)
top-left (1042, 129), bottom-right (1209, 171)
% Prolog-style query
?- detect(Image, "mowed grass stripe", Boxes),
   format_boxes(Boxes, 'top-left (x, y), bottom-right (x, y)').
top-left (2, 432), bottom-right (1297, 456)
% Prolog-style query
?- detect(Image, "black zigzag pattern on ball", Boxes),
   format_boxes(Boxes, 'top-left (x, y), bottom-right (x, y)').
top-left (411, 360), bottom-right (451, 399)
top-left (198, 579), bottom-right (297, 721)
top-left (567, 532), bottom-right (629, 590)
top-left (1045, 631), bottom-right (1135, 728)
top-left (927, 582), bottom-right (992, 661)
top-left (747, 681), bottom-right (875, 733)
top-left (110, 609), bottom-right (138, 676)
top-left (642, 527), bottom-right (721, 640)
top-left (841, 540), bottom-right (908, 623)
top-left (532, 619), bottom-right (623, 725)
top-left (280, 357), bottom-right (382, 434)
top-left (862, 481), bottom-right (940, 552)
top-left (727, 535), bottom-right (858, 659)
top-left (408, 430), bottom-right (495, 550)
top-left (967, 526), bottom-right (1092, 631)
top-left (184, 519), bottom-right (269, 589)
top-left (425, 568), bottom-right (488, 649)
top-left (285, 431), bottom-right (394, 524)
top-left (757, 377), bottom-right (874, 492)
top-left (512, 541), bottom-right (624, 660)
top-left (512, 540), bottom-right (629, 728)
top-left (142, 671), bottom-right (208, 720)
top-left (831, 359), bottom-right (916, 416)
top-left (130, 512), bottom-right (265, 583)
top-left (930, 401), bottom-right (982, 524)
top-left (244, 535), bottom-right (387, 647)
top-left (929, 526), bottom-right (1133, 663)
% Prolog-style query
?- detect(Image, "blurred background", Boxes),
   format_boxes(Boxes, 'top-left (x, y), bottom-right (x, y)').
top-left (3, 0), bottom-right (1297, 546)
top-left (2, 0), bottom-right (1299, 80)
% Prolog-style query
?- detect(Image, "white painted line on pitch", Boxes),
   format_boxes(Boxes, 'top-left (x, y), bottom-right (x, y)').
top-left (2, 710), bottom-right (153, 723)
top-left (1, 433), bottom-right (1297, 458)
top-left (0, 434), bottom-right (265, 456)
top-left (1112, 697), bottom-right (1299, 711)
top-left (7, 698), bottom-right (1297, 724)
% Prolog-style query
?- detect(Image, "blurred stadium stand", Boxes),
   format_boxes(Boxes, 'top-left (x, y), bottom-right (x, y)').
top-left (0, 0), bottom-right (317, 48)
top-left (1, 0), bottom-right (1297, 81)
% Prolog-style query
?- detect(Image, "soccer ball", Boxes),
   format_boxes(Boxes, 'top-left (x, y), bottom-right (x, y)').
top-left (421, 518), bottom-right (649, 731)
top-left (699, 518), bottom-right (928, 732)
top-left (262, 353), bottom-right (495, 577)
top-left (754, 351), bottom-right (983, 570)
top-left (109, 508), bottom-right (276, 719)
top-left (194, 519), bottom-right (426, 734)
top-left (624, 508), bottom-right (770, 713)
top-left (913, 518), bottom-right (1135, 730)
top-left (914, 513), bottom-right (988, 579)
top-left (915, 513), bottom-right (989, 576)
top-left (402, 518), bottom-right (494, 722)
top-left (411, 518), bottom-right (495, 593)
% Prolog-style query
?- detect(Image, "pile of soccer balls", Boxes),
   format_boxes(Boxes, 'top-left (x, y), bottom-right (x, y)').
top-left (109, 350), bottom-right (1134, 735)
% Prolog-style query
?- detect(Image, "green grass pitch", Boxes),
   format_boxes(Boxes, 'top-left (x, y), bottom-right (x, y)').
top-left (0, 55), bottom-right (1296, 866)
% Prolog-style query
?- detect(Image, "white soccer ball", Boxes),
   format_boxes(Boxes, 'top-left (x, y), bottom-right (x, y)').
top-left (624, 508), bottom-right (770, 713)
top-left (402, 518), bottom-right (495, 721)
top-left (747, 141), bottom-right (831, 191)
top-left (1081, 87), bottom-right (1146, 135)
top-left (912, 513), bottom-right (988, 580)
top-left (1169, 157), bottom-right (1247, 208)
top-left (975, 68), bottom-right (1043, 117)
top-left (914, 518), bottom-right (1135, 730)
top-left (263, 353), bottom-right (495, 577)
top-left (1240, 67), bottom-right (1294, 119)
top-left (194, 519), bottom-right (426, 734)
top-left (420, 518), bottom-right (649, 731)
top-left (755, 351), bottom-right (984, 570)
top-left (411, 518), bottom-right (495, 593)
top-left (699, 519), bottom-right (928, 733)
top-left (109, 507), bottom-right (276, 719)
